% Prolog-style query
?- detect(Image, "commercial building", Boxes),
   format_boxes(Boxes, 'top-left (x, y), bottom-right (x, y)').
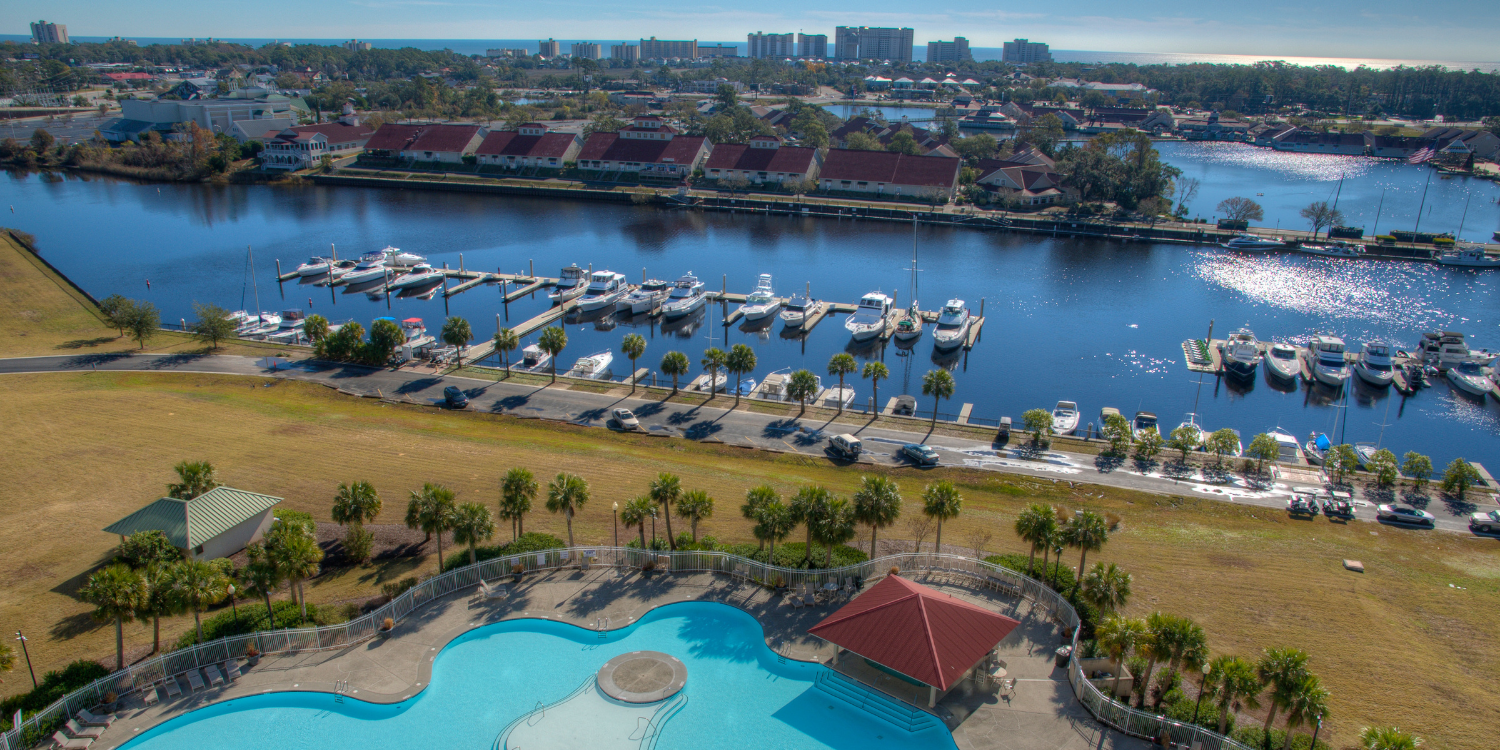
top-left (834, 26), bottom-right (914, 62)
top-left (539, 39), bottom-right (561, 58)
top-left (343, 39), bottom-right (372, 51)
top-left (926, 38), bottom-right (970, 63)
top-left (639, 38), bottom-right (697, 59)
top-left (797, 33), bottom-right (828, 59)
top-left (611, 44), bottom-right (640, 61)
top-left (30, 20), bottom-right (68, 44)
top-left (571, 42), bottom-right (602, 60)
top-left (101, 94), bottom-right (306, 143)
top-left (103, 487), bottom-right (283, 561)
top-left (696, 44), bottom-right (738, 58)
top-left (748, 32), bottom-right (795, 59)
top-left (1002, 38), bottom-right (1051, 64)
top-left (261, 111), bottom-right (375, 171)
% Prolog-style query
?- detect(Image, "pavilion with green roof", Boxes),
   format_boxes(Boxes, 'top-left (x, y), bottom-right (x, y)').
top-left (103, 487), bottom-right (283, 560)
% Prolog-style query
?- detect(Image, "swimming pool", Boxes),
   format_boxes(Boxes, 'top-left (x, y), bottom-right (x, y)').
top-left (118, 602), bottom-right (959, 750)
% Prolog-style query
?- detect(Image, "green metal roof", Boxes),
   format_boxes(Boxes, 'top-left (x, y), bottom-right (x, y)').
top-left (103, 487), bottom-right (283, 549)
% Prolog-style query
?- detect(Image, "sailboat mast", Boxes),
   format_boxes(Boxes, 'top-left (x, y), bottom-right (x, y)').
top-left (249, 245), bottom-right (260, 316)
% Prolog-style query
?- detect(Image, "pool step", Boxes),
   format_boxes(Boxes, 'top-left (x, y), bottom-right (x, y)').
top-left (813, 670), bottom-right (940, 733)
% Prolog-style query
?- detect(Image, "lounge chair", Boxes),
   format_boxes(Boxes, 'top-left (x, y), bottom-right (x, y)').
top-left (204, 664), bottom-right (225, 687)
top-left (786, 591), bottom-right (805, 610)
top-left (51, 731), bottom-right (93, 749)
top-left (75, 709), bottom-right (116, 728)
top-left (163, 677), bottom-right (182, 698)
top-left (140, 685), bottom-right (160, 706)
top-left (185, 670), bottom-right (206, 692)
top-left (223, 660), bottom-right (242, 681)
top-left (476, 580), bottom-right (508, 600)
top-left (64, 720), bottom-right (106, 740)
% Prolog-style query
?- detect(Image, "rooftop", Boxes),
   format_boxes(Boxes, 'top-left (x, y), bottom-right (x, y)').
top-left (102, 486), bottom-right (282, 549)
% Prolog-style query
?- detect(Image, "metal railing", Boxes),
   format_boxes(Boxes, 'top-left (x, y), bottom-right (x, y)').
top-left (1, 547), bottom-right (1246, 750)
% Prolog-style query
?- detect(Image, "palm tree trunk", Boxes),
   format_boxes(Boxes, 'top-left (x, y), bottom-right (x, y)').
top-left (1078, 549), bottom-right (1089, 583)
top-left (153, 615), bottom-right (161, 653)
top-left (469, 542), bottom-right (477, 566)
top-left (264, 592), bottom-right (276, 629)
top-left (935, 519), bottom-right (943, 554)
top-left (565, 511), bottom-right (575, 547)
top-left (663, 503), bottom-right (676, 550)
top-left (518, 513), bottom-right (524, 536)
top-left (671, 373), bottom-right (679, 394)
top-left (825, 543), bottom-right (833, 568)
top-left (691, 519), bottom-right (699, 544)
top-left (1218, 704), bottom-right (1231, 734)
top-left (837, 374), bottom-right (845, 413)
top-left (436, 532), bottom-right (445, 574)
top-left (551, 358), bottom-right (557, 383)
top-left (803, 526), bottom-right (813, 564)
top-left (734, 372), bottom-right (741, 406)
top-left (870, 525), bottom-right (879, 557)
top-left (630, 357), bottom-right (637, 393)
top-left (872, 380), bottom-right (879, 415)
top-left (114, 615), bottom-right (124, 670)
top-left (1137, 658), bottom-right (1158, 708)
top-left (1281, 728), bottom-right (1298, 750)
top-left (638, 524), bottom-right (646, 547)
top-left (932, 395), bottom-right (940, 424)
top-left (1027, 545), bottom-right (1037, 577)
top-left (1262, 707), bottom-right (1280, 750)
top-left (195, 607), bottom-right (204, 644)
top-left (299, 580), bottom-right (309, 622)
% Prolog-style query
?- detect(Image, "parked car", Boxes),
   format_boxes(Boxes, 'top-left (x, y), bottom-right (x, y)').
top-left (828, 433), bottom-right (862, 459)
top-left (901, 443), bottom-right (939, 466)
top-left (1376, 504), bottom-right (1435, 527)
top-left (611, 408), bottom-right (640, 430)
top-left (443, 386), bottom-right (469, 408)
top-left (1470, 509), bottom-right (1500, 533)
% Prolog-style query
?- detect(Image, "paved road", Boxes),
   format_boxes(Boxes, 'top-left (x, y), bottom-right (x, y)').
top-left (5, 352), bottom-right (1494, 537)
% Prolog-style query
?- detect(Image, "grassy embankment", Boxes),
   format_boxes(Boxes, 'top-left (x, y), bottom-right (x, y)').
top-left (1, 229), bottom-right (1498, 749)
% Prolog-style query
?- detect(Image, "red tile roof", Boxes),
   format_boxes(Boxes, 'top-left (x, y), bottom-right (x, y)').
top-left (406, 123), bottom-right (484, 154)
top-left (273, 121), bottom-right (373, 143)
top-left (476, 131), bottom-right (578, 158)
top-left (704, 144), bottom-right (816, 174)
top-left (578, 133), bottom-right (707, 166)
top-left (364, 124), bottom-right (424, 152)
top-left (808, 575), bottom-right (1020, 690)
top-left (820, 149), bottom-right (960, 188)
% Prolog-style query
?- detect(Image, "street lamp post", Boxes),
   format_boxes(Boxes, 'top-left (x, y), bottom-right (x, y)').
top-left (15, 631), bottom-right (37, 689)
top-left (1308, 716), bottom-right (1322, 750)
top-left (612, 502), bottom-right (619, 549)
top-left (650, 508), bottom-right (657, 549)
top-left (227, 584), bottom-right (238, 622)
top-left (1190, 662), bottom-right (1212, 746)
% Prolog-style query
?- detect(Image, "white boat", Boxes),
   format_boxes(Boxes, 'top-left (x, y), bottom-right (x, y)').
top-left (817, 385), bottom-right (856, 409)
top-left (1268, 428), bottom-right (1305, 464)
top-left (737, 274), bottom-right (781, 321)
top-left (566, 350), bottom-right (614, 380)
top-left (520, 344), bottom-right (550, 372)
top-left (1223, 428), bottom-right (1244, 457)
top-left (1447, 357), bottom-right (1493, 396)
top-left (1173, 414), bottom-right (1204, 449)
top-left (1052, 400), bottom-right (1080, 436)
top-left (694, 372), bottom-right (728, 392)
top-left (578, 271), bottom-right (629, 312)
top-left (931, 299), bottom-right (971, 351)
top-left (892, 303), bottom-right (923, 342)
top-left (844, 291), bottom-right (894, 341)
top-left (661, 272), bottom-right (707, 319)
top-left (1353, 442), bottom-right (1380, 469)
top-left (1132, 411), bottom-right (1158, 441)
top-left (1299, 241), bottom-right (1364, 258)
top-left (1414, 331), bottom-right (1469, 371)
top-left (1263, 343), bottom-right (1301, 382)
top-left (240, 313), bottom-right (282, 336)
top-left (339, 257), bottom-right (389, 286)
top-left (1220, 326), bottom-right (1259, 378)
top-left (388, 263), bottom-right (445, 290)
top-left (225, 310), bottom-right (252, 327)
top-left (624, 279), bottom-right (671, 314)
top-left (1435, 247), bottom-right (1500, 268)
top-left (295, 257), bottom-right (333, 277)
top-left (1354, 341), bottom-right (1395, 387)
top-left (779, 294), bottom-right (824, 328)
top-left (548, 264), bottom-right (588, 303)
top-left (381, 246), bottom-right (427, 266)
top-left (1223, 235), bottom-right (1284, 251)
top-left (400, 318), bottom-right (433, 348)
top-left (1303, 432), bottom-right (1330, 466)
top-left (1304, 334), bottom-right (1351, 388)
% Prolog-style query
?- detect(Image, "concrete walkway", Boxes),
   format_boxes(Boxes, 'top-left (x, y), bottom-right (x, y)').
top-left (81, 568), bottom-right (1147, 750)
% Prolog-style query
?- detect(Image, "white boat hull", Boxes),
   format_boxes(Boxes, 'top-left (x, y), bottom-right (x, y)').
top-left (847, 323), bottom-right (884, 341)
top-left (1313, 364), bottom-right (1349, 388)
top-left (1354, 364), bottom-right (1394, 387)
top-left (340, 268), bottom-right (389, 286)
top-left (740, 302), bottom-right (780, 321)
top-left (628, 293), bottom-right (667, 314)
top-left (932, 330), bottom-right (967, 350)
top-left (1448, 369), bottom-right (1492, 396)
top-left (578, 289), bottom-right (627, 312)
top-left (893, 328), bottom-right (922, 342)
top-left (550, 285), bottom-right (586, 303)
top-left (662, 295), bottom-right (707, 319)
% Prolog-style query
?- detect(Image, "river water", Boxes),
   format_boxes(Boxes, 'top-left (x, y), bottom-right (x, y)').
top-left (3, 143), bottom-right (1498, 465)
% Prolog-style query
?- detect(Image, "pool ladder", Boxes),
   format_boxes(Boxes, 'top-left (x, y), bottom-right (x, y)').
top-left (595, 617), bottom-right (610, 639)
top-left (333, 679), bottom-right (348, 704)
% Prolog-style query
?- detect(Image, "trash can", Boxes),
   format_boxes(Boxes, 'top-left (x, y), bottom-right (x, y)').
top-left (1054, 645), bottom-right (1072, 668)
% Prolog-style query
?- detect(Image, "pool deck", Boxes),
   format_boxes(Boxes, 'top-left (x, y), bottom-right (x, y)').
top-left (85, 567), bottom-right (1147, 750)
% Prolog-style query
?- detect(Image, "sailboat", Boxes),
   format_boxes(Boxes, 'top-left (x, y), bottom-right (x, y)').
top-left (893, 217), bottom-right (924, 343)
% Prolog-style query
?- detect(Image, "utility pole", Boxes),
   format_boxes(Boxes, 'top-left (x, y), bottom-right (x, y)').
top-left (16, 631), bottom-right (37, 688)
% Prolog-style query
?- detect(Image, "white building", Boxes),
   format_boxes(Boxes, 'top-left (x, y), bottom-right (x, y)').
top-left (260, 105), bottom-right (374, 170)
top-left (571, 42), bottom-right (602, 60)
top-left (103, 487), bottom-right (283, 561)
top-left (748, 32), bottom-right (795, 59)
top-left (31, 20), bottom-right (68, 44)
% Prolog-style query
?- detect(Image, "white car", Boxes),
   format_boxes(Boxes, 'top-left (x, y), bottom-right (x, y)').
top-left (611, 408), bottom-right (640, 430)
top-left (1376, 504), bottom-right (1435, 527)
top-left (1469, 510), bottom-right (1500, 534)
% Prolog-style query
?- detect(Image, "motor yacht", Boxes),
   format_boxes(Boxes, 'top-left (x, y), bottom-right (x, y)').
top-left (892, 303), bottom-right (924, 343)
top-left (1223, 235), bottom-right (1284, 251)
top-left (240, 313), bottom-right (282, 336)
top-left (399, 318), bottom-right (433, 348)
top-left (1299, 241), bottom-right (1364, 258)
top-left (1435, 247), bottom-right (1500, 268)
top-left (1447, 357), bottom-right (1493, 397)
top-left (1173, 414), bottom-right (1205, 449)
top-left (1268, 428), bottom-right (1305, 464)
top-left (548, 264), bottom-right (588, 304)
top-left (380, 246), bottom-right (427, 266)
top-left (339, 256), bottom-right (389, 286)
top-left (1220, 326), bottom-right (1260, 378)
top-left (844, 292), bottom-right (894, 341)
top-left (1098, 407), bottom-right (1123, 439)
top-left (578, 271), bottom-right (629, 312)
top-left (1263, 343), bottom-right (1301, 382)
top-left (624, 279), bottom-right (671, 314)
top-left (1052, 401), bottom-right (1080, 436)
top-left (1415, 331), bottom-right (1469, 370)
top-left (737, 274), bottom-right (781, 321)
top-left (388, 263), bottom-right (445, 290)
top-left (566, 350), bottom-right (614, 380)
top-left (1304, 334), bottom-right (1351, 387)
top-left (295, 257), bottom-right (334, 277)
top-left (1354, 341), bottom-right (1395, 387)
top-left (779, 294), bottom-right (824, 328)
top-left (661, 272), bottom-right (708, 318)
top-left (1132, 411), bottom-right (1159, 441)
top-left (1303, 432), bottom-right (1331, 465)
top-left (225, 310), bottom-right (252, 328)
top-left (931, 299), bottom-right (972, 351)
top-left (321, 259), bottom-right (358, 282)
top-left (1353, 442), bottom-right (1381, 469)
top-left (520, 344), bottom-right (550, 372)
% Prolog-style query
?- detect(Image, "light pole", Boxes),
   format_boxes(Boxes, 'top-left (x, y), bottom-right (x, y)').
top-left (612, 502), bottom-right (619, 549)
top-left (1308, 716), bottom-right (1322, 750)
top-left (650, 508), bottom-right (657, 549)
top-left (227, 584), bottom-right (238, 623)
top-left (16, 631), bottom-right (37, 689)
top-left (1190, 662), bottom-right (1212, 746)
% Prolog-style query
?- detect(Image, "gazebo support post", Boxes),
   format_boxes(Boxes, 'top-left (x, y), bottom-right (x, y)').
top-left (928, 685), bottom-right (937, 707)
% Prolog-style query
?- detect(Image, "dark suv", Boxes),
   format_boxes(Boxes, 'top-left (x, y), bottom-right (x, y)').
top-left (443, 386), bottom-right (469, 408)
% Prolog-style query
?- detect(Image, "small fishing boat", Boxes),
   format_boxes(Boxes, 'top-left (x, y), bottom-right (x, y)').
top-left (566, 350), bottom-right (614, 380)
top-left (780, 294), bottom-right (824, 328)
top-left (388, 264), bottom-right (445, 290)
top-left (844, 292), bottom-right (894, 341)
top-left (1304, 432), bottom-right (1331, 465)
top-left (1223, 235), bottom-right (1284, 251)
top-left (1263, 343), bottom-right (1301, 382)
top-left (578, 271), bottom-right (629, 312)
top-left (893, 303), bottom-right (924, 343)
top-left (1299, 241), bottom-right (1364, 258)
top-left (400, 318), bottom-right (433, 348)
top-left (1132, 411), bottom-right (1159, 441)
top-left (1268, 428), bottom-right (1305, 464)
top-left (1354, 341), bottom-right (1395, 387)
top-left (1447, 357), bottom-right (1493, 397)
top-left (1220, 326), bottom-right (1259, 379)
top-left (1052, 401), bottom-right (1080, 436)
top-left (520, 344), bottom-right (550, 372)
top-left (295, 257), bottom-right (333, 277)
top-left (624, 279), bottom-right (671, 314)
top-left (931, 299), bottom-right (972, 351)
top-left (381, 246), bottom-right (427, 266)
top-left (737, 274), bottom-right (781, 320)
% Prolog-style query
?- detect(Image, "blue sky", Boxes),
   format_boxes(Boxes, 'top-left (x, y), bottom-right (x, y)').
top-left (6, 0), bottom-right (1498, 61)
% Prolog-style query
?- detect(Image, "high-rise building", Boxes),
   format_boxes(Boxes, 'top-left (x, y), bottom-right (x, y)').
top-left (639, 38), bottom-right (697, 59)
top-left (30, 20), bottom-right (68, 44)
top-left (926, 37), bottom-right (970, 63)
top-left (487, 48), bottom-right (530, 58)
top-left (538, 39), bottom-right (561, 58)
top-left (611, 44), bottom-right (640, 61)
top-left (571, 42), bottom-right (602, 60)
top-left (696, 44), bottom-right (738, 58)
top-left (834, 27), bottom-right (913, 62)
top-left (343, 39), bottom-right (372, 51)
top-left (747, 32), bottom-right (795, 59)
top-left (797, 33), bottom-right (827, 59)
top-left (1002, 38), bottom-right (1051, 64)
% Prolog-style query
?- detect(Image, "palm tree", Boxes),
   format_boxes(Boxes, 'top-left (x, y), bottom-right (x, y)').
top-left (500, 467), bottom-right (538, 539)
top-left (167, 460), bottom-right (219, 499)
top-left (862, 361), bottom-right (889, 415)
top-left (852, 475), bottom-right (902, 556)
top-left (1132, 611), bottom-right (1177, 708)
top-left (331, 480), bottom-right (382, 529)
top-left (622, 495), bottom-right (654, 547)
top-left (546, 472), bottom-right (590, 547)
top-left (742, 485), bottom-right (779, 551)
top-left (755, 499), bottom-right (795, 563)
top-left (675, 490), bottom-right (714, 544)
top-left (239, 547), bottom-right (284, 629)
top-left (271, 533), bottom-right (323, 622)
top-left (406, 483), bottom-right (457, 574)
top-left (441, 315), bottom-right (472, 367)
top-left (810, 497), bottom-right (857, 567)
top-left (786, 369), bottom-right (820, 414)
top-left (1281, 674), bottom-right (1328, 750)
top-left (1360, 726), bottom-right (1420, 750)
top-left (649, 472), bottom-right (683, 550)
top-left (827, 353), bottom-right (857, 413)
top-left (921, 480), bottom-right (962, 554)
top-left (921, 369), bottom-right (955, 425)
top-left (1081, 562), bottom-right (1132, 614)
top-left (660, 351), bottom-right (690, 394)
top-left (701, 347), bottom-right (727, 398)
top-left (450, 502), bottom-right (496, 567)
top-left (1095, 615), bottom-right (1148, 701)
top-left (138, 564), bottom-right (182, 653)
top-left (1014, 503), bottom-right (1056, 577)
top-left (1208, 655), bottom-right (1264, 734)
top-left (494, 327), bottom-right (520, 378)
top-left (726, 343), bottom-right (756, 405)
top-left (173, 559), bottom-right (230, 644)
top-left (621, 333), bottom-right (647, 393)
top-left (789, 486), bottom-right (832, 565)
top-left (1066, 510), bottom-right (1110, 583)
top-left (80, 564), bottom-right (144, 669)
top-left (1257, 647), bottom-right (1310, 749)
top-left (538, 325), bottom-right (568, 383)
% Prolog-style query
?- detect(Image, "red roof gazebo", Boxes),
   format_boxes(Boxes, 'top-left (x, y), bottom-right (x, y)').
top-left (807, 574), bottom-right (1020, 706)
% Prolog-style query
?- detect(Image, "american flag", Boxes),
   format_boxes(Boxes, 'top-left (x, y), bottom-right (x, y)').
top-left (1408, 146), bottom-right (1437, 164)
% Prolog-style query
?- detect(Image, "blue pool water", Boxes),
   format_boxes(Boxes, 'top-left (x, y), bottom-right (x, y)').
top-left (118, 603), bottom-right (956, 750)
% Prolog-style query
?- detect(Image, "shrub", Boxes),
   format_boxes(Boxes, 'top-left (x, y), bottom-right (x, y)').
top-left (172, 601), bottom-right (321, 650)
top-left (116, 529), bottom-right (180, 569)
top-left (441, 531), bottom-right (565, 572)
top-left (0, 660), bottom-right (110, 730)
top-left (343, 525), bottom-right (374, 564)
top-left (1230, 726), bottom-right (1331, 750)
top-left (380, 576), bottom-right (419, 600)
top-left (710, 542), bottom-right (868, 569)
